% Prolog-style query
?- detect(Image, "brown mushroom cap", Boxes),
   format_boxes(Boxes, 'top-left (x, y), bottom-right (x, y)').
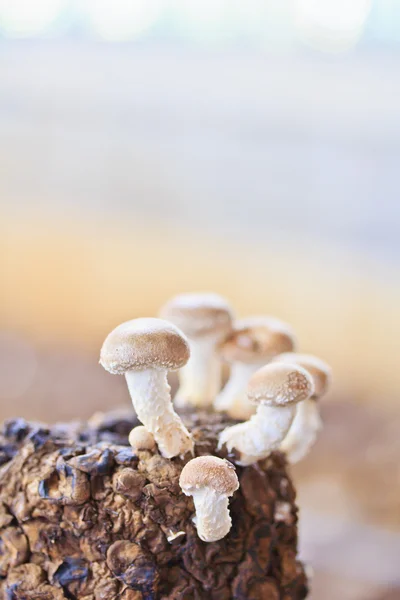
top-left (219, 316), bottom-right (296, 364)
top-left (179, 456), bottom-right (239, 496)
top-left (271, 352), bottom-right (331, 398)
top-left (247, 362), bottom-right (314, 407)
top-left (100, 318), bottom-right (190, 374)
top-left (274, 352), bottom-right (332, 398)
top-left (160, 293), bottom-right (233, 337)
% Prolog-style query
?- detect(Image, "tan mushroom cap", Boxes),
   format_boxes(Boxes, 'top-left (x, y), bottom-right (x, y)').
top-left (272, 353), bottom-right (331, 398)
top-left (128, 426), bottom-right (156, 451)
top-left (219, 316), bottom-right (296, 364)
top-left (247, 362), bottom-right (314, 407)
top-left (179, 456), bottom-right (239, 496)
top-left (160, 293), bottom-right (233, 337)
top-left (100, 318), bottom-right (190, 375)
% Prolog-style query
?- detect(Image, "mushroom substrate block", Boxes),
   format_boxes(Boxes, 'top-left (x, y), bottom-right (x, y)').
top-left (0, 411), bottom-right (308, 600)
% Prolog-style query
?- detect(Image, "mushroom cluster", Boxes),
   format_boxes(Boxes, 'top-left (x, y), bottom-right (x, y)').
top-left (214, 316), bottom-right (296, 419)
top-left (100, 292), bottom-right (331, 542)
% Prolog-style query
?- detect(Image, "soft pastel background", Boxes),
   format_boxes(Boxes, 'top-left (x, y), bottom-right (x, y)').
top-left (0, 1), bottom-right (399, 598)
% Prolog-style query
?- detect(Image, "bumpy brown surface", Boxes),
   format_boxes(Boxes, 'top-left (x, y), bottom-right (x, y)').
top-left (0, 409), bottom-right (308, 599)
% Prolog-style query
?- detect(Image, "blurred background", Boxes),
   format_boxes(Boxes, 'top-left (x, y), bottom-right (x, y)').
top-left (0, 1), bottom-right (399, 598)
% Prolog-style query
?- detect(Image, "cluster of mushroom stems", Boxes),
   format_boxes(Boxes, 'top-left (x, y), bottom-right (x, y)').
top-left (100, 292), bottom-right (331, 543)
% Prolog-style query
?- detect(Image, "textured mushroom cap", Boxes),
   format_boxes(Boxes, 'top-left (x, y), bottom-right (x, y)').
top-left (272, 353), bottom-right (331, 398)
top-left (219, 316), bottom-right (296, 364)
top-left (247, 362), bottom-right (314, 407)
top-left (179, 456), bottom-right (239, 496)
top-left (100, 318), bottom-right (190, 374)
top-left (160, 293), bottom-right (233, 337)
top-left (128, 426), bottom-right (156, 451)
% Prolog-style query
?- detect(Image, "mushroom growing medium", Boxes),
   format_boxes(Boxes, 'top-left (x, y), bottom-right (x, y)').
top-left (100, 318), bottom-right (194, 459)
top-left (273, 353), bottom-right (332, 463)
top-left (218, 362), bottom-right (314, 466)
top-left (160, 292), bottom-right (233, 409)
top-left (214, 316), bottom-right (296, 420)
top-left (179, 455), bottom-right (239, 542)
top-left (0, 412), bottom-right (310, 597)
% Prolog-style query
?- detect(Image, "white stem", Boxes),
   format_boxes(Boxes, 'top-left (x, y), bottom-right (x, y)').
top-left (190, 488), bottom-right (232, 542)
top-left (218, 403), bottom-right (296, 466)
top-left (125, 369), bottom-right (193, 459)
top-left (214, 362), bottom-right (259, 419)
top-left (175, 337), bottom-right (222, 408)
top-left (280, 398), bottom-right (322, 463)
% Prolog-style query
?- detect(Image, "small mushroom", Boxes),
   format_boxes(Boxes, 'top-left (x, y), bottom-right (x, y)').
top-left (100, 318), bottom-right (193, 459)
top-left (160, 293), bottom-right (233, 408)
top-left (218, 363), bottom-right (314, 466)
top-left (214, 316), bottom-right (296, 419)
top-left (165, 529), bottom-right (186, 544)
top-left (273, 353), bottom-right (331, 463)
top-left (128, 426), bottom-right (156, 452)
top-left (179, 455), bottom-right (239, 542)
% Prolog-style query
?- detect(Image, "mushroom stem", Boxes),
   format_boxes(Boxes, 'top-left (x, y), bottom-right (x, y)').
top-left (280, 398), bottom-right (322, 463)
top-left (175, 337), bottom-right (222, 409)
top-left (125, 369), bottom-right (193, 459)
top-left (190, 488), bottom-right (232, 542)
top-left (218, 404), bottom-right (297, 466)
top-left (214, 362), bottom-right (259, 419)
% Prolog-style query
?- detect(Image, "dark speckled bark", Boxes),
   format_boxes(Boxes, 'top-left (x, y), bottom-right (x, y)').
top-left (0, 409), bottom-right (308, 599)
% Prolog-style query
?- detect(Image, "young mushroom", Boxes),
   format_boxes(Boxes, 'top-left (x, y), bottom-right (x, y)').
top-left (272, 353), bottom-right (332, 463)
top-left (179, 456), bottom-right (239, 542)
top-left (160, 293), bottom-right (233, 409)
top-left (218, 363), bottom-right (314, 466)
top-left (128, 426), bottom-right (156, 452)
top-left (100, 318), bottom-right (194, 459)
top-left (214, 316), bottom-right (296, 420)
